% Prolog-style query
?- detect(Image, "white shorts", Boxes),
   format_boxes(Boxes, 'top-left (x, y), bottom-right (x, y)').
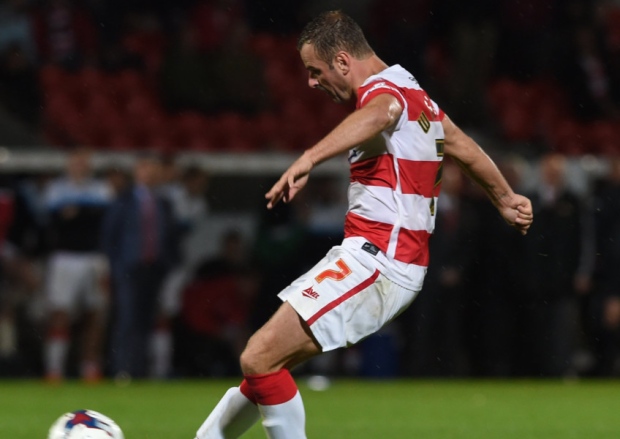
top-left (278, 241), bottom-right (423, 351)
top-left (46, 252), bottom-right (109, 313)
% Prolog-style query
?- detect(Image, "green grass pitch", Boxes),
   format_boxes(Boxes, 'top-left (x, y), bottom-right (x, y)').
top-left (1, 378), bottom-right (620, 438)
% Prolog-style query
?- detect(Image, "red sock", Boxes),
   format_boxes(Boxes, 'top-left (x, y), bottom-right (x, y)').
top-left (239, 379), bottom-right (257, 404)
top-left (243, 369), bottom-right (298, 406)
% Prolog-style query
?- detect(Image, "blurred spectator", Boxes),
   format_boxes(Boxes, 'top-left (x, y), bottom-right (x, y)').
top-left (367, 0), bottom-right (432, 81)
top-left (567, 24), bottom-right (620, 120)
top-left (98, 40), bottom-right (145, 73)
top-left (175, 229), bottom-right (258, 377)
top-left (159, 3), bottom-right (267, 116)
top-left (521, 153), bottom-right (594, 377)
top-left (42, 149), bottom-right (112, 382)
top-left (158, 27), bottom-right (220, 114)
top-left (32, 0), bottom-right (98, 69)
top-left (8, 173), bottom-right (51, 258)
top-left (0, 0), bottom-right (37, 63)
top-left (590, 155), bottom-right (620, 375)
top-left (244, 0), bottom-right (300, 34)
top-left (251, 201), bottom-right (309, 329)
top-left (437, 0), bottom-right (498, 126)
top-left (0, 242), bottom-right (41, 375)
top-left (0, 188), bottom-right (17, 366)
top-left (494, 0), bottom-right (561, 80)
top-left (401, 159), bottom-right (480, 377)
top-left (154, 165), bottom-right (210, 379)
top-left (299, 176), bottom-right (347, 262)
top-left (189, 0), bottom-right (247, 53)
top-left (158, 154), bottom-right (184, 210)
top-left (0, 44), bottom-right (42, 126)
top-left (467, 155), bottom-right (530, 376)
top-left (3, 174), bottom-right (58, 377)
top-left (101, 152), bottom-right (178, 378)
top-left (102, 166), bottom-right (131, 198)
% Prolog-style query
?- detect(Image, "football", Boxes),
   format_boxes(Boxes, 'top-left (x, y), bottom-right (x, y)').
top-left (48, 409), bottom-right (124, 439)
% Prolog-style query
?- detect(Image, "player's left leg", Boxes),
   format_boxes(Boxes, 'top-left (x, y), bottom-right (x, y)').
top-left (44, 253), bottom-right (77, 382)
top-left (195, 302), bottom-right (320, 439)
top-left (79, 255), bottom-right (109, 382)
top-left (240, 302), bottom-right (321, 439)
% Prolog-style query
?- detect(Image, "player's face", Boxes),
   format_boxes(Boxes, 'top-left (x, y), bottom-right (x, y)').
top-left (67, 151), bottom-right (92, 181)
top-left (300, 43), bottom-right (351, 103)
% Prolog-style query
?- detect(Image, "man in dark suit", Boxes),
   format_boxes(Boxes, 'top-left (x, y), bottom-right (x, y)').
top-left (522, 152), bottom-right (593, 377)
top-left (102, 153), bottom-right (178, 378)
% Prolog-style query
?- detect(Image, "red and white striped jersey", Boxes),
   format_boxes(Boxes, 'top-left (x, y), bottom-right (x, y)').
top-left (343, 64), bottom-right (445, 281)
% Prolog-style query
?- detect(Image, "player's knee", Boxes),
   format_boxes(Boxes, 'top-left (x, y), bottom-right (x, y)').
top-left (239, 333), bottom-right (275, 375)
top-left (239, 338), bottom-right (261, 375)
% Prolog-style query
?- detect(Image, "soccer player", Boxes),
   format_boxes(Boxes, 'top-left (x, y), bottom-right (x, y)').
top-left (194, 10), bottom-right (533, 439)
top-left (43, 148), bottom-right (112, 382)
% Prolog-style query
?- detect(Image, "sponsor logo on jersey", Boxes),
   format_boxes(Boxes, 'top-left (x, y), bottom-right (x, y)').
top-left (348, 148), bottom-right (360, 163)
top-left (302, 286), bottom-right (319, 299)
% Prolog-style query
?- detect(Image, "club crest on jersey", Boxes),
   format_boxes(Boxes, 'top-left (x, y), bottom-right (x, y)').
top-left (302, 286), bottom-right (319, 299)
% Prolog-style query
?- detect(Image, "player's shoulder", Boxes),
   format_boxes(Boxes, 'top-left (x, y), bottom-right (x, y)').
top-left (358, 65), bottom-right (430, 109)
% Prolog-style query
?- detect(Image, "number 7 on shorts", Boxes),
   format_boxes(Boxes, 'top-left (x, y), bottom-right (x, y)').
top-left (314, 259), bottom-right (352, 283)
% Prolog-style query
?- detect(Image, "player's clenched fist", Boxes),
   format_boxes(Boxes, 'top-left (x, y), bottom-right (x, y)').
top-left (499, 194), bottom-right (533, 235)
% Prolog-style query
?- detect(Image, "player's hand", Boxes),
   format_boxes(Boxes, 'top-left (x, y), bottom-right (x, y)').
top-left (265, 154), bottom-right (314, 209)
top-left (499, 194), bottom-right (533, 235)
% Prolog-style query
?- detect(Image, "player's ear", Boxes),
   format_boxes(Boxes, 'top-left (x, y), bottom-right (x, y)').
top-left (334, 51), bottom-right (351, 75)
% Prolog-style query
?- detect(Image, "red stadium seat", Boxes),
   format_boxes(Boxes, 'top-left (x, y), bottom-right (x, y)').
top-left (487, 78), bottom-right (522, 115)
top-left (249, 33), bottom-right (279, 59)
top-left (39, 64), bottom-right (67, 92)
top-left (214, 113), bottom-right (257, 151)
top-left (499, 103), bottom-right (537, 142)
top-left (589, 121), bottom-right (620, 155)
top-left (122, 31), bottom-right (165, 74)
top-left (253, 112), bottom-right (279, 147)
top-left (548, 119), bottom-right (589, 155)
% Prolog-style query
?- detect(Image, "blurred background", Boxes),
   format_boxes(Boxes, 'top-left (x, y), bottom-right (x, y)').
top-left (0, 0), bottom-right (620, 382)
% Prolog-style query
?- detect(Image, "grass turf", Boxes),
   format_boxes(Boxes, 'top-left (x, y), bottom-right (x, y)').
top-left (1, 378), bottom-right (619, 438)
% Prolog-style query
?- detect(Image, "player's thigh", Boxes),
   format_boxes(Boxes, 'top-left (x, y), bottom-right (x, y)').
top-left (82, 255), bottom-right (109, 311)
top-left (46, 253), bottom-right (81, 311)
top-left (241, 302), bottom-right (321, 374)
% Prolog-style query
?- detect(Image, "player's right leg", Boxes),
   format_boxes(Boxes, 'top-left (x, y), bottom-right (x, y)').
top-left (44, 253), bottom-right (79, 382)
top-left (194, 383), bottom-right (260, 439)
top-left (195, 302), bottom-right (321, 439)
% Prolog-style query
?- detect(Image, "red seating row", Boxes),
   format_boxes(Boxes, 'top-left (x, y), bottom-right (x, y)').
top-left (487, 78), bottom-right (620, 155)
top-left (40, 34), bottom-right (618, 156)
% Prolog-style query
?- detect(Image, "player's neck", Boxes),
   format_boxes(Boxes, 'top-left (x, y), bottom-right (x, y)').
top-left (351, 55), bottom-right (389, 97)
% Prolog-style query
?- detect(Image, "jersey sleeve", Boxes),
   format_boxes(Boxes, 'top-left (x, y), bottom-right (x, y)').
top-left (357, 80), bottom-right (407, 110)
top-left (357, 80), bottom-right (409, 130)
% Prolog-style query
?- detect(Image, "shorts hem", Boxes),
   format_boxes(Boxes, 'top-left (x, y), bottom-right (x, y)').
top-left (279, 297), bottom-right (331, 352)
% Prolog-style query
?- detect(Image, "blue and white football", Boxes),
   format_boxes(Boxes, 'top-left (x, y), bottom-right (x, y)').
top-left (48, 409), bottom-right (124, 439)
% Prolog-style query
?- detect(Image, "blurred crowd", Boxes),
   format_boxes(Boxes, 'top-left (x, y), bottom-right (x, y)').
top-left (0, 0), bottom-right (619, 152)
top-left (1, 0), bottom-right (620, 380)
top-left (1, 149), bottom-right (620, 380)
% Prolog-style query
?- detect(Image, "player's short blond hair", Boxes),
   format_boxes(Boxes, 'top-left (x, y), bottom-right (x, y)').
top-left (297, 11), bottom-right (374, 64)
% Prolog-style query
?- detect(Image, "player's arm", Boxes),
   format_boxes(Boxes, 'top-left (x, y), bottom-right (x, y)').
top-left (266, 93), bottom-right (403, 208)
top-left (442, 114), bottom-right (533, 235)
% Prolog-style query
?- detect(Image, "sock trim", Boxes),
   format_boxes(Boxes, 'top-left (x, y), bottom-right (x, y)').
top-left (239, 379), bottom-right (257, 405)
top-left (244, 369), bottom-right (298, 406)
